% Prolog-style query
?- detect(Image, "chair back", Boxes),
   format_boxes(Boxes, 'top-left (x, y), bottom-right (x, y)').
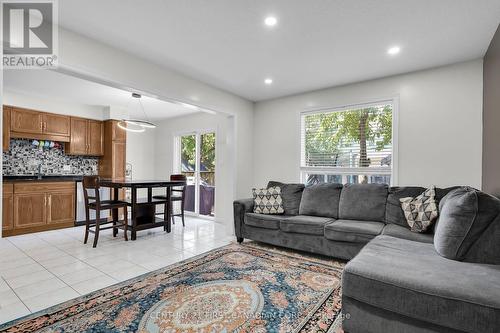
top-left (82, 175), bottom-right (101, 207)
top-left (170, 174), bottom-right (187, 182)
top-left (170, 174), bottom-right (187, 196)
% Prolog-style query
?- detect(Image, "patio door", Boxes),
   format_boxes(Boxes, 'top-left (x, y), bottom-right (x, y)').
top-left (177, 131), bottom-right (216, 218)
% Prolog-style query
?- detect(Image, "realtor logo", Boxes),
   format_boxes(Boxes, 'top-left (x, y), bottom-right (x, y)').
top-left (2, 0), bottom-right (58, 68)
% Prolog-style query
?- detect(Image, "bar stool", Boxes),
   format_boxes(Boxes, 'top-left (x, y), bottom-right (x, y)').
top-left (154, 174), bottom-right (187, 227)
top-left (82, 176), bottom-right (129, 247)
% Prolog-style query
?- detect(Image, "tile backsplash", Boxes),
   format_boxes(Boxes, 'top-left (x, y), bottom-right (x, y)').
top-left (3, 139), bottom-right (99, 176)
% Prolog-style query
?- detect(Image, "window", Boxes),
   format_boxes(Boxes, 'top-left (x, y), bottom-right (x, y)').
top-left (300, 101), bottom-right (395, 186)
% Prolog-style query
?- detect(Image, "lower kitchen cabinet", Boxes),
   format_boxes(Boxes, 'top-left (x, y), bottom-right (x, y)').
top-left (14, 192), bottom-right (47, 229)
top-left (3, 181), bottom-right (76, 237)
top-left (2, 184), bottom-right (13, 232)
top-left (47, 189), bottom-right (75, 225)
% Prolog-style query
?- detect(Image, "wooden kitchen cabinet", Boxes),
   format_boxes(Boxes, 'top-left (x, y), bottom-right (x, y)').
top-left (66, 117), bottom-right (103, 156)
top-left (47, 189), bottom-right (75, 225)
top-left (88, 120), bottom-right (104, 156)
top-left (2, 184), bottom-right (13, 232)
top-left (3, 106), bottom-right (11, 151)
top-left (9, 106), bottom-right (71, 142)
top-left (67, 117), bottom-right (88, 155)
top-left (3, 182), bottom-right (76, 237)
top-left (14, 192), bottom-right (47, 229)
top-left (11, 107), bottom-right (43, 135)
top-left (99, 120), bottom-right (126, 179)
top-left (42, 113), bottom-right (71, 137)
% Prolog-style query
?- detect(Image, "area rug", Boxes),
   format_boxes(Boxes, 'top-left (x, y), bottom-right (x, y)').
top-left (0, 242), bottom-right (345, 333)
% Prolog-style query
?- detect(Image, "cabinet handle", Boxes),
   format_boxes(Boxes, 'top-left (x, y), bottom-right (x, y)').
top-left (44, 196), bottom-right (47, 205)
top-left (48, 195), bottom-right (51, 206)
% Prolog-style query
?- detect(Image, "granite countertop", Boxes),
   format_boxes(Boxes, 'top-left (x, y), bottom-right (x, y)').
top-left (3, 175), bottom-right (86, 183)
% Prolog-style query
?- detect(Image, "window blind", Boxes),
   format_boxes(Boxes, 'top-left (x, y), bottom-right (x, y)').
top-left (301, 103), bottom-right (393, 170)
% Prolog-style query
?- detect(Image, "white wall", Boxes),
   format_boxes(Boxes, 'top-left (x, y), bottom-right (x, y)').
top-left (253, 60), bottom-right (484, 189)
top-left (126, 129), bottom-right (156, 180)
top-left (3, 90), bottom-right (105, 120)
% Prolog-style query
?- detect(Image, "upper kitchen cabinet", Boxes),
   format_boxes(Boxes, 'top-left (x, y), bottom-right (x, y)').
top-left (66, 117), bottom-right (104, 156)
top-left (43, 113), bottom-right (71, 137)
top-left (88, 120), bottom-right (104, 155)
top-left (99, 120), bottom-right (126, 179)
top-left (3, 106), bottom-right (11, 151)
top-left (9, 106), bottom-right (71, 142)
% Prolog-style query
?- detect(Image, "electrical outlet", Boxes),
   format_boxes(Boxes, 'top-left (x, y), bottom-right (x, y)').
top-left (63, 165), bottom-right (71, 172)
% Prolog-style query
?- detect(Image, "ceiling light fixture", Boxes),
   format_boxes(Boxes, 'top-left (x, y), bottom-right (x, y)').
top-left (118, 93), bottom-right (157, 133)
top-left (264, 78), bottom-right (273, 85)
top-left (264, 16), bottom-right (277, 27)
top-left (387, 46), bottom-right (401, 55)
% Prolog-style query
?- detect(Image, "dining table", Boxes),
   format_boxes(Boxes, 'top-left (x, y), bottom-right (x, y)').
top-left (99, 179), bottom-right (186, 240)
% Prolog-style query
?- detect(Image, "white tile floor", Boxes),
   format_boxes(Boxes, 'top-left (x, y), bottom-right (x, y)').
top-left (0, 217), bottom-right (233, 325)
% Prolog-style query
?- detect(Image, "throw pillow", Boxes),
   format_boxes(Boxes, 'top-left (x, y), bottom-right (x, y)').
top-left (253, 186), bottom-right (285, 214)
top-left (400, 186), bottom-right (438, 233)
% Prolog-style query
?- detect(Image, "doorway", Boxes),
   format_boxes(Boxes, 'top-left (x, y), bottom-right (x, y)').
top-left (176, 131), bottom-right (216, 218)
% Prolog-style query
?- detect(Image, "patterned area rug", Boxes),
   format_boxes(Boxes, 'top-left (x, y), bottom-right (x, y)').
top-left (0, 242), bottom-right (345, 333)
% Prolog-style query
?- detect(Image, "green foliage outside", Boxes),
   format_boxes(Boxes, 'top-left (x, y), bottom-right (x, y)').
top-left (304, 105), bottom-right (392, 168)
top-left (181, 133), bottom-right (216, 171)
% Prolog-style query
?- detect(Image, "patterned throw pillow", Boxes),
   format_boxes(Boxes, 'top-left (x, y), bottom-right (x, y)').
top-left (400, 186), bottom-right (439, 233)
top-left (253, 186), bottom-right (285, 214)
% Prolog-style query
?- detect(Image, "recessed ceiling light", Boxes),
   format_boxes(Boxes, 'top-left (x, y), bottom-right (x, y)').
top-left (264, 16), bottom-right (277, 27)
top-left (264, 78), bottom-right (273, 85)
top-left (387, 46), bottom-right (401, 55)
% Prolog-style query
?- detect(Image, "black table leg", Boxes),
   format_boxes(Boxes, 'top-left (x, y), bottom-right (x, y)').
top-left (112, 188), bottom-right (119, 237)
top-left (166, 186), bottom-right (172, 233)
top-left (131, 186), bottom-right (137, 240)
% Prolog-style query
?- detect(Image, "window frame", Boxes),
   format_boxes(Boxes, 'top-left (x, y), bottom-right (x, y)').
top-left (299, 97), bottom-right (399, 186)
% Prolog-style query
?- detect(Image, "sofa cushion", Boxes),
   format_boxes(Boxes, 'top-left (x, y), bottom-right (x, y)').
top-left (435, 187), bottom-right (500, 264)
top-left (298, 183), bottom-right (342, 218)
top-left (386, 186), bottom-right (459, 228)
top-left (381, 223), bottom-right (433, 243)
top-left (244, 213), bottom-right (289, 230)
top-left (339, 184), bottom-right (388, 222)
top-left (280, 215), bottom-right (335, 235)
top-left (324, 219), bottom-right (384, 243)
top-left (343, 235), bottom-right (500, 333)
top-left (267, 181), bottom-right (305, 215)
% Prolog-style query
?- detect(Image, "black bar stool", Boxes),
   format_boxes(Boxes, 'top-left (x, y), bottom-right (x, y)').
top-left (154, 174), bottom-right (187, 227)
top-left (82, 176), bottom-right (129, 247)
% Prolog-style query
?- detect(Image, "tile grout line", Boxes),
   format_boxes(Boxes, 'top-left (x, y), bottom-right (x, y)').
top-left (1, 276), bottom-right (31, 314)
top-left (6, 235), bottom-right (84, 301)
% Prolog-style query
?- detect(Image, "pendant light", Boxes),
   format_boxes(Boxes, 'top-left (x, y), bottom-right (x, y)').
top-left (117, 93), bottom-right (157, 133)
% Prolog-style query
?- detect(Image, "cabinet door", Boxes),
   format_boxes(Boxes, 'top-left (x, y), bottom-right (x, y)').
top-left (14, 193), bottom-right (46, 229)
top-left (87, 120), bottom-right (103, 156)
top-left (47, 190), bottom-right (75, 224)
top-left (43, 113), bottom-right (70, 137)
top-left (68, 117), bottom-right (88, 155)
top-left (11, 107), bottom-right (42, 134)
top-left (3, 106), bottom-right (11, 152)
top-left (112, 120), bottom-right (126, 142)
top-left (2, 184), bottom-right (13, 231)
top-left (112, 141), bottom-right (126, 179)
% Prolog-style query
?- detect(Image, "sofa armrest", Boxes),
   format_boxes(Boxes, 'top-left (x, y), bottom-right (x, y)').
top-left (233, 198), bottom-right (254, 238)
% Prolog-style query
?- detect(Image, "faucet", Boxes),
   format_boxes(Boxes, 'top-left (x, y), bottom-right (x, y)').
top-left (37, 163), bottom-right (43, 180)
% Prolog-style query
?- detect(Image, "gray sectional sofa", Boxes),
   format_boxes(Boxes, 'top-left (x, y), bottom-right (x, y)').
top-left (233, 182), bottom-right (500, 333)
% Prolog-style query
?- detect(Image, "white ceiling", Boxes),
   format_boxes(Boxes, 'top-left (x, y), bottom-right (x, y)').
top-left (3, 70), bottom-right (200, 120)
top-left (57, 0), bottom-right (500, 101)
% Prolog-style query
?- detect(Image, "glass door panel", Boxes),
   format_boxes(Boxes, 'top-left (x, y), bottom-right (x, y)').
top-left (199, 132), bottom-right (215, 216)
top-left (178, 132), bottom-right (216, 217)
top-left (181, 134), bottom-right (196, 213)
